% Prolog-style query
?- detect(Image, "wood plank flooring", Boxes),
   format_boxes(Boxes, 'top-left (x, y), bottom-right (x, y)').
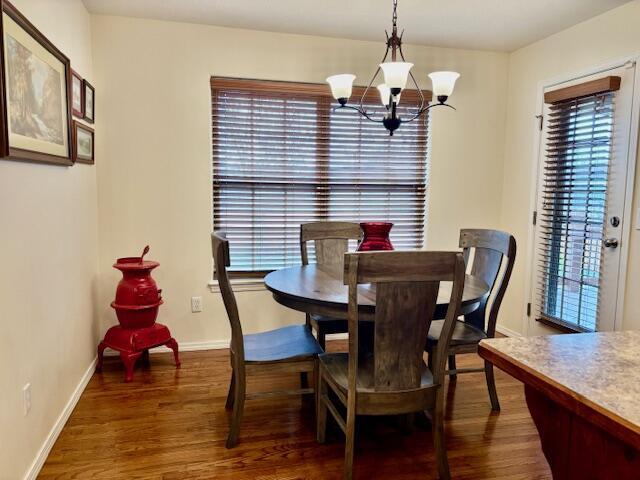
top-left (39, 342), bottom-right (551, 479)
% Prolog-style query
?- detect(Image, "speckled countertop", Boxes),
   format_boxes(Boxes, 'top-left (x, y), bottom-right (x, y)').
top-left (479, 331), bottom-right (640, 431)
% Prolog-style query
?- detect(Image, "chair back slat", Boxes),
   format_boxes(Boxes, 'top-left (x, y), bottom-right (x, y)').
top-left (316, 238), bottom-right (349, 267)
top-left (344, 251), bottom-right (466, 393)
top-left (458, 229), bottom-right (516, 335)
top-left (374, 281), bottom-right (439, 390)
top-left (211, 231), bottom-right (244, 362)
top-left (300, 222), bottom-right (361, 267)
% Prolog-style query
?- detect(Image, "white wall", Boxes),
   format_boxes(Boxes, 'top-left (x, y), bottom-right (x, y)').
top-left (0, 1), bottom-right (98, 478)
top-left (500, 0), bottom-right (640, 336)
top-left (90, 15), bottom-right (509, 345)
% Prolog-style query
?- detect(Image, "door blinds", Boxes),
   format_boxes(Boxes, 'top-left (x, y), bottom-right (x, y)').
top-left (211, 78), bottom-right (430, 274)
top-left (537, 76), bottom-right (620, 331)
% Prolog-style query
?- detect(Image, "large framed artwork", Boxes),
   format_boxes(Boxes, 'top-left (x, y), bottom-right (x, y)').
top-left (0, 1), bottom-right (73, 165)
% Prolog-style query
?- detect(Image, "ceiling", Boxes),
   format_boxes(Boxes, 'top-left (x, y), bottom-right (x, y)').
top-left (82, 0), bottom-right (632, 52)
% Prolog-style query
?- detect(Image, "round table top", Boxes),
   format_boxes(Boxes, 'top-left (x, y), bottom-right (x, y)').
top-left (264, 264), bottom-right (490, 321)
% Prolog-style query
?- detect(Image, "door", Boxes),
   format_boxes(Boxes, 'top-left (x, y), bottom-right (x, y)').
top-left (530, 64), bottom-right (636, 332)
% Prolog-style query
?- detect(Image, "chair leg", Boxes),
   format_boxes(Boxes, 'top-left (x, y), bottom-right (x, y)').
top-left (432, 392), bottom-right (451, 480)
top-left (316, 368), bottom-right (328, 444)
top-left (447, 355), bottom-right (457, 381)
top-left (225, 371), bottom-right (235, 410)
top-left (344, 398), bottom-right (356, 480)
top-left (300, 372), bottom-right (309, 389)
top-left (484, 360), bottom-right (500, 411)
top-left (318, 331), bottom-right (326, 351)
top-left (226, 370), bottom-right (246, 448)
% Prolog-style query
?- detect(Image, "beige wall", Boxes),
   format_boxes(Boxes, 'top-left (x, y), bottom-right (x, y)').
top-left (90, 15), bottom-right (509, 345)
top-left (500, 0), bottom-right (640, 336)
top-left (0, 0), bottom-right (98, 478)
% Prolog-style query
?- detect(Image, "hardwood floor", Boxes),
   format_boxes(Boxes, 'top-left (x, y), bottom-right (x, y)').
top-left (39, 342), bottom-right (551, 479)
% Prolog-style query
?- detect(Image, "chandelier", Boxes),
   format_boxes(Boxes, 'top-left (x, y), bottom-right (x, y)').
top-left (326, 0), bottom-right (459, 136)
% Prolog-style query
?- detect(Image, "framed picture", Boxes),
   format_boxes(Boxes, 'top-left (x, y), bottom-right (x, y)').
top-left (72, 121), bottom-right (93, 164)
top-left (83, 79), bottom-right (94, 123)
top-left (0, 1), bottom-right (73, 165)
top-left (71, 69), bottom-right (83, 118)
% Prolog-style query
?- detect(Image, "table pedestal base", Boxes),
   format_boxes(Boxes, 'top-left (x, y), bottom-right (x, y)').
top-left (96, 323), bottom-right (180, 382)
top-left (525, 385), bottom-right (639, 479)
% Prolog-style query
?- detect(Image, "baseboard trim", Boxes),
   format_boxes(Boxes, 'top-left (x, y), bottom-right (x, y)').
top-left (24, 356), bottom-right (97, 480)
top-left (495, 324), bottom-right (522, 338)
top-left (102, 339), bottom-right (231, 356)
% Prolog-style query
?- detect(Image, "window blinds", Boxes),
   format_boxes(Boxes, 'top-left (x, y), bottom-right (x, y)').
top-left (537, 78), bottom-right (619, 331)
top-left (211, 78), bottom-right (430, 274)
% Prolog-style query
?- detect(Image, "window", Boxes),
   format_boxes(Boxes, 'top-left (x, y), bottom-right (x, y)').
top-left (211, 78), bottom-right (430, 274)
top-left (535, 76), bottom-right (623, 332)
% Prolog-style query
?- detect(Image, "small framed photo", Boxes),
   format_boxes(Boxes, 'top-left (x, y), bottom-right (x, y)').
top-left (71, 70), bottom-right (84, 118)
top-left (83, 79), bottom-right (94, 123)
top-left (73, 121), bottom-right (94, 164)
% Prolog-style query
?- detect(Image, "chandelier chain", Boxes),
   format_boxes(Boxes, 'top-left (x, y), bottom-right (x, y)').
top-left (392, 0), bottom-right (398, 27)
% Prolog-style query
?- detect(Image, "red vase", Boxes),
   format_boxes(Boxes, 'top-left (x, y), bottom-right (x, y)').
top-left (111, 246), bottom-right (163, 329)
top-left (357, 222), bottom-right (394, 251)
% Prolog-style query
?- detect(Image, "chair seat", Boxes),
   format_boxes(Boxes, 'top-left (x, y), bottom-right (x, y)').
top-left (243, 324), bottom-right (323, 363)
top-left (309, 314), bottom-right (347, 334)
top-left (319, 352), bottom-right (434, 394)
top-left (427, 319), bottom-right (487, 347)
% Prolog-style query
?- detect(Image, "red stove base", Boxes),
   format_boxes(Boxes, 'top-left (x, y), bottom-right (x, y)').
top-left (96, 323), bottom-right (180, 382)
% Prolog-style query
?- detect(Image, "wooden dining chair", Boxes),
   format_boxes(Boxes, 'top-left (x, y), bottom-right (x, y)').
top-left (426, 229), bottom-right (516, 411)
top-left (212, 231), bottom-right (323, 448)
top-left (300, 222), bottom-right (362, 349)
top-left (317, 250), bottom-right (466, 480)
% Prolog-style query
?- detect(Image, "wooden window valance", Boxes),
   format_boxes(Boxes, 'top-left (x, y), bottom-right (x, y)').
top-left (211, 77), bottom-right (432, 106)
top-left (544, 76), bottom-right (621, 104)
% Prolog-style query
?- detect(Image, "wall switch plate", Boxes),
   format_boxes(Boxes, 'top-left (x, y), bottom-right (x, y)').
top-left (191, 296), bottom-right (203, 313)
top-left (23, 383), bottom-right (31, 416)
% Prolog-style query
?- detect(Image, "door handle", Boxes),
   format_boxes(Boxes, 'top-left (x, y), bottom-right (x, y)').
top-left (603, 238), bottom-right (619, 248)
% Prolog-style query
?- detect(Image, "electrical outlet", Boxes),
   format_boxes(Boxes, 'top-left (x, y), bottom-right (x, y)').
top-left (191, 296), bottom-right (203, 313)
top-left (23, 383), bottom-right (31, 416)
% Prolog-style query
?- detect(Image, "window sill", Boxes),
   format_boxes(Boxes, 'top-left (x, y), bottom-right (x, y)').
top-left (536, 316), bottom-right (593, 334)
top-left (208, 278), bottom-right (265, 293)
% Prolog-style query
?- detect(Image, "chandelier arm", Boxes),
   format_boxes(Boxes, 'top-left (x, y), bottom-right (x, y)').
top-left (403, 102), bottom-right (456, 123)
top-left (332, 105), bottom-right (385, 123)
top-left (359, 45), bottom-right (391, 112)
top-left (399, 42), bottom-right (426, 113)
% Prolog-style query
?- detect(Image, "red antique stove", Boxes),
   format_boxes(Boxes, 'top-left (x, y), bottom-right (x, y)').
top-left (96, 246), bottom-right (180, 382)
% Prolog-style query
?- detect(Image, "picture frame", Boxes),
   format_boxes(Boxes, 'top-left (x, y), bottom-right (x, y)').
top-left (72, 120), bottom-right (94, 164)
top-left (83, 79), bottom-right (94, 124)
top-left (0, 0), bottom-right (73, 165)
top-left (71, 69), bottom-right (84, 118)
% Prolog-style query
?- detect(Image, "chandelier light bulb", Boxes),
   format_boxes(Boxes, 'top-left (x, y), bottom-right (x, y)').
top-left (428, 71), bottom-right (460, 102)
top-left (326, 74), bottom-right (356, 103)
top-left (379, 62), bottom-right (413, 91)
top-left (377, 83), bottom-right (401, 107)
top-left (377, 83), bottom-right (390, 107)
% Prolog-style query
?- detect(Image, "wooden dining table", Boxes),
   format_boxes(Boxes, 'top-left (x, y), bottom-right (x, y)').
top-left (264, 263), bottom-right (490, 322)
